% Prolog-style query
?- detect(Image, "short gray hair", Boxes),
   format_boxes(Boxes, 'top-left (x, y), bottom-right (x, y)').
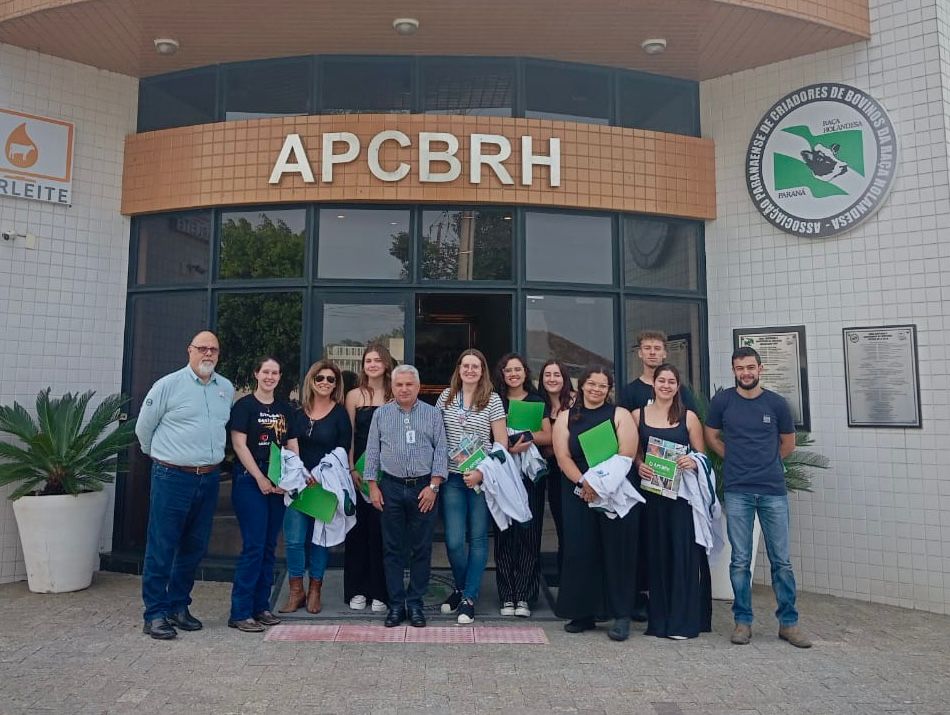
top-left (392, 364), bottom-right (420, 383)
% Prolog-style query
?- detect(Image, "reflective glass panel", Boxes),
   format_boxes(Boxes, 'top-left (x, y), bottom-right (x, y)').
top-left (420, 208), bottom-right (513, 280)
top-left (138, 69), bottom-right (217, 132)
top-left (623, 217), bottom-right (701, 291)
top-left (422, 59), bottom-right (513, 116)
top-left (224, 59), bottom-right (311, 120)
top-left (525, 63), bottom-right (609, 125)
top-left (525, 212), bottom-right (613, 284)
top-left (322, 301), bottom-right (406, 382)
top-left (624, 299), bottom-right (702, 392)
top-left (525, 294), bottom-right (615, 381)
top-left (618, 75), bottom-right (698, 136)
top-left (321, 59), bottom-right (411, 114)
top-left (219, 208), bottom-right (307, 279)
top-left (134, 211), bottom-right (212, 285)
top-left (318, 209), bottom-right (410, 280)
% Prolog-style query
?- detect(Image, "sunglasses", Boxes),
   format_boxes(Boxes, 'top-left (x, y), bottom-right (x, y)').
top-left (313, 374), bottom-right (337, 384)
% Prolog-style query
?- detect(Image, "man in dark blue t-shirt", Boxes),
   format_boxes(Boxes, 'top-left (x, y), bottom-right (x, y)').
top-left (705, 346), bottom-right (811, 649)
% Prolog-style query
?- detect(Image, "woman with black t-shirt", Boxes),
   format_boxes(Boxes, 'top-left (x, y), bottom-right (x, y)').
top-left (279, 359), bottom-right (352, 615)
top-left (539, 358), bottom-right (574, 579)
top-left (553, 365), bottom-right (640, 642)
top-left (491, 353), bottom-right (551, 618)
top-left (228, 356), bottom-right (299, 633)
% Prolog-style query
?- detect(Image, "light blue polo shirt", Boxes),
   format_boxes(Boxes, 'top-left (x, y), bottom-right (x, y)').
top-left (135, 365), bottom-right (235, 467)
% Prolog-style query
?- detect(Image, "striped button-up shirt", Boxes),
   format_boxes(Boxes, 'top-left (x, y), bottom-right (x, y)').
top-left (363, 399), bottom-right (448, 480)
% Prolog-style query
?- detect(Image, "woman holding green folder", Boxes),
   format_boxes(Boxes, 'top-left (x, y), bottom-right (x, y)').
top-left (553, 365), bottom-right (641, 642)
top-left (539, 359), bottom-right (574, 579)
top-left (492, 353), bottom-right (552, 618)
top-left (228, 357), bottom-right (298, 633)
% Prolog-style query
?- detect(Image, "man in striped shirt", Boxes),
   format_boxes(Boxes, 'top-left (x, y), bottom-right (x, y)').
top-left (363, 364), bottom-right (448, 628)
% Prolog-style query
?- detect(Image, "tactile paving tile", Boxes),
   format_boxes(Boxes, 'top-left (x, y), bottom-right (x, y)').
top-left (403, 626), bottom-right (476, 643)
top-left (473, 626), bottom-right (549, 644)
top-left (264, 624), bottom-right (340, 642)
top-left (335, 625), bottom-right (407, 643)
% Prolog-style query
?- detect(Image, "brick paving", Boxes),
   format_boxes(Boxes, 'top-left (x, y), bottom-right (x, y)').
top-left (1, 572), bottom-right (949, 714)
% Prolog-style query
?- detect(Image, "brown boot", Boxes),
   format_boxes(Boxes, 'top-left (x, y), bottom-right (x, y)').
top-left (306, 578), bottom-right (323, 614)
top-left (278, 576), bottom-right (306, 613)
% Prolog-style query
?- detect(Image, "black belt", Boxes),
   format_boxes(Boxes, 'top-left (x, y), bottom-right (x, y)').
top-left (382, 472), bottom-right (430, 487)
top-left (153, 459), bottom-right (220, 475)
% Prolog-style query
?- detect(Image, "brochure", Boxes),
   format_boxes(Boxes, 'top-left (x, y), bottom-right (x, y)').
top-left (642, 436), bottom-right (687, 499)
top-left (507, 399), bottom-right (545, 432)
top-left (450, 434), bottom-right (488, 474)
top-left (577, 419), bottom-right (619, 468)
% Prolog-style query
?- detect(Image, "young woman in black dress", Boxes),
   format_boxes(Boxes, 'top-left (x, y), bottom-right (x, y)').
top-left (539, 359), bottom-right (574, 579)
top-left (343, 344), bottom-right (394, 613)
top-left (632, 363), bottom-right (711, 639)
top-left (553, 365), bottom-right (640, 641)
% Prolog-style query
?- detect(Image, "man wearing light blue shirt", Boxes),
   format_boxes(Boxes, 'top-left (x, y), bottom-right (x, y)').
top-left (135, 331), bottom-right (234, 640)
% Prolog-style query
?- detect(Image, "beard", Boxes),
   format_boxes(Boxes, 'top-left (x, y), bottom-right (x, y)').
top-left (735, 375), bottom-right (759, 390)
top-left (197, 361), bottom-right (215, 377)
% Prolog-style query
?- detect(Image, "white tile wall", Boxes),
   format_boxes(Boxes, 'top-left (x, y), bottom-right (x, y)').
top-left (0, 44), bottom-right (137, 583)
top-left (701, 0), bottom-right (950, 613)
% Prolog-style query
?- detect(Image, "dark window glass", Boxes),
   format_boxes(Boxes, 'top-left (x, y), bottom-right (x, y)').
top-left (321, 59), bottom-right (411, 114)
top-left (624, 299), bottom-right (702, 392)
top-left (317, 209), bottom-right (409, 280)
top-left (526, 294), bottom-right (615, 380)
top-left (422, 59), bottom-right (513, 116)
top-left (420, 208), bottom-right (513, 281)
top-left (617, 75), bottom-right (698, 136)
top-left (525, 212), bottom-right (613, 284)
top-left (138, 69), bottom-right (217, 132)
top-left (623, 217), bottom-right (701, 291)
top-left (525, 63), bottom-right (609, 125)
top-left (134, 211), bottom-right (212, 285)
top-left (219, 208), bottom-right (307, 279)
top-left (224, 59), bottom-right (311, 120)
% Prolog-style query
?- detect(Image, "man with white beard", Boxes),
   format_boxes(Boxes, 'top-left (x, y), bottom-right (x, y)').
top-left (135, 331), bottom-right (235, 640)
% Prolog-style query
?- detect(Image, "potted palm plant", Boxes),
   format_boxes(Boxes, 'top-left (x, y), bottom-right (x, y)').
top-left (0, 389), bottom-right (136, 593)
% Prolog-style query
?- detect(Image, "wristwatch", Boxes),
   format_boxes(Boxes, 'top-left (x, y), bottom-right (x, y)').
top-left (428, 482), bottom-right (441, 494)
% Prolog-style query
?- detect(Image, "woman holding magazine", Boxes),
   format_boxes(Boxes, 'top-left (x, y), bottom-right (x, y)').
top-left (632, 362), bottom-right (711, 639)
top-left (553, 365), bottom-right (640, 642)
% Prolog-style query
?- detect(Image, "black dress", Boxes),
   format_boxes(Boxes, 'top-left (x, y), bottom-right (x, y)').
top-left (342, 406), bottom-right (388, 604)
top-left (637, 412), bottom-right (712, 638)
top-left (555, 402), bottom-right (640, 621)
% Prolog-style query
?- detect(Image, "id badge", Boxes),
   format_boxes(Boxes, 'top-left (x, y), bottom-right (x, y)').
top-left (405, 429), bottom-right (416, 444)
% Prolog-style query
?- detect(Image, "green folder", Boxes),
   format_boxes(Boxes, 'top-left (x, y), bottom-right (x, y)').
top-left (290, 484), bottom-right (339, 523)
top-left (354, 453), bottom-right (372, 498)
top-left (267, 443), bottom-right (282, 486)
top-left (507, 399), bottom-right (545, 432)
top-left (577, 419), bottom-right (619, 468)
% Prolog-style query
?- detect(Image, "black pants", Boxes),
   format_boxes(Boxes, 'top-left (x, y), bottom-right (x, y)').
top-left (379, 477), bottom-right (436, 609)
top-left (494, 476), bottom-right (546, 604)
top-left (343, 494), bottom-right (388, 604)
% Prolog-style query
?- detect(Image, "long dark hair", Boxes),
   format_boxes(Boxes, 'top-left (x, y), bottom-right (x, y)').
top-left (492, 352), bottom-right (535, 400)
top-left (356, 343), bottom-right (394, 402)
top-left (653, 362), bottom-right (686, 426)
top-left (570, 364), bottom-right (614, 423)
top-left (539, 358), bottom-right (573, 415)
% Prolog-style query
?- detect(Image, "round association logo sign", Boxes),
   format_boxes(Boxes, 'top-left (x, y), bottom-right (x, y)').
top-left (745, 83), bottom-right (897, 238)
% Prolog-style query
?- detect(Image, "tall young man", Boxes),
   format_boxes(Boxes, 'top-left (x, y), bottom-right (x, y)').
top-left (619, 330), bottom-right (697, 413)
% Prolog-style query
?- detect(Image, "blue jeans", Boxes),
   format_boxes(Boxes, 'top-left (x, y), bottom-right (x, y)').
top-left (723, 491), bottom-right (799, 627)
top-left (229, 466), bottom-right (286, 620)
top-left (142, 463), bottom-right (220, 622)
top-left (379, 477), bottom-right (436, 609)
top-left (283, 504), bottom-right (329, 580)
top-left (441, 472), bottom-right (489, 602)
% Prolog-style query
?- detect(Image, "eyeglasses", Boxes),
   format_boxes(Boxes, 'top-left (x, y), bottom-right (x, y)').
top-left (503, 367), bottom-right (525, 374)
top-left (313, 374), bottom-right (337, 384)
top-left (190, 345), bottom-right (219, 355)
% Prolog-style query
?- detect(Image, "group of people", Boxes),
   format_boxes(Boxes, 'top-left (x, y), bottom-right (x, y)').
top-left (134, 329), bottom-right (811, 649)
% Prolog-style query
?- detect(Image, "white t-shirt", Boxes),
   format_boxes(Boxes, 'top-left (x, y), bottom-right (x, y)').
top-left (436, 388), bottom-right (506, 457)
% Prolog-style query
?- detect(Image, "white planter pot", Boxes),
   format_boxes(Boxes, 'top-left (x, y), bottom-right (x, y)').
top-left (11, 491), bottom-right (108, 593)
top-left (708, 512), bottom-right (762, 601)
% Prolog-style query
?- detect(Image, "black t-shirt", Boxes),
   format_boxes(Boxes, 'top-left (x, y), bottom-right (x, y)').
top-left (228, 395), bottom-right (295, 465)
top-left (620, 377), bottom-right (698, 413)
top-left (290, 403), bottom-right (353, 471)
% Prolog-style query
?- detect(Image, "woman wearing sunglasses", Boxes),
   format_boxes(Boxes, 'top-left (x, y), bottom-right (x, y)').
top-left (279, 359), bottom-right (352, 614)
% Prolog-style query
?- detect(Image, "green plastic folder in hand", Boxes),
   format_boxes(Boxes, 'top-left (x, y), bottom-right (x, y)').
top-left (577, 419), bottom-right (619, 468)
top-left (267, 443), bottom-right (282, 486)
top-left (291, 484), bottom-right (339, 523)
top-left (354, 453), bottom-right (371, 498)
top-left (507, 399), bottom-right (545, 432)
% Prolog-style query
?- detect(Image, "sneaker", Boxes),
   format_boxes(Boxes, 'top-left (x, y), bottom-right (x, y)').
top-left (370, 599), bottom-right (388, 613)
top-left (731, 623), bottom-right (752, 645)
top-left (668, 635), bottom-right (687, 640)
top-left (349, 595), bottom-right (367, 610)
top-left (500, 601), bottom-right (516, 616)
top-left (440, 589), bottom-right (463, 615)
top-left (514, 601), bottom-right (531, 618)
top-left (778, 624), bottom-right (813, 649)
top-left (457, 598), bottom-right (475, 624)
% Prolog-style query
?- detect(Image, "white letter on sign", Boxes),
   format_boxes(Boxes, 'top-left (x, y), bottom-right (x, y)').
top-left (470, 134), bottom-right (513, 185)
top-left (321, 132), bottom-right (360, 183)
top-left (368, 130), bottom-right (411, 182)
top-left (269, 134), bottom-right (315, 183)
top-left (419, 132), bottom-right (461, 182)
top-left (521, 136), bottom-right (561, 187)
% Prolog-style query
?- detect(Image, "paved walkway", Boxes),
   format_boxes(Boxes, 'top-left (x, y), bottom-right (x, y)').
top-left (1, 572), bottom-right (948, 714)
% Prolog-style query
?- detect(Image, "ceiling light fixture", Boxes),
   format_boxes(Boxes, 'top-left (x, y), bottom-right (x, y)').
top-left (392, 18), bottom-right (420, 36)
top-left (641, 38), bottom-right (667, 55)
top-left (153, 38), bottom-right (180, 56)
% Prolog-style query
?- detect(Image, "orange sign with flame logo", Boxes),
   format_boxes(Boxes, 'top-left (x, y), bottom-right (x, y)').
top-left (0, 108), bottom-right (75, 205)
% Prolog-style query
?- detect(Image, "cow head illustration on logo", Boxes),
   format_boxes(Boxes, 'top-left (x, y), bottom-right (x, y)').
top-left (4, 122), bottom-right (39, 169)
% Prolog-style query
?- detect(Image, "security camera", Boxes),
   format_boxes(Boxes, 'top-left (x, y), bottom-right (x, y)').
top-left (2, 232), bottom-right (11, 241)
